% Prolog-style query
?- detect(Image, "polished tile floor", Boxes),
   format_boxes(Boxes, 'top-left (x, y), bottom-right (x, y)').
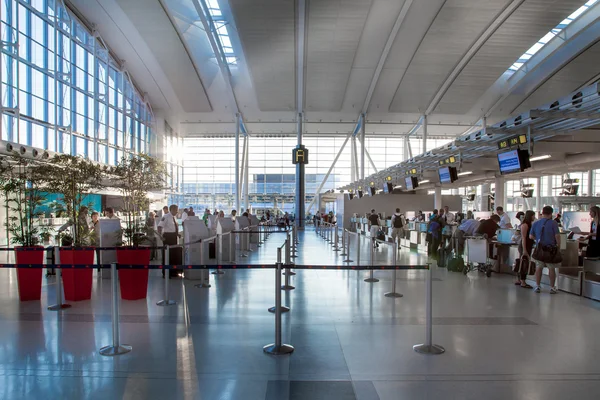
top-left (0, 228), bottom-right (599, 399)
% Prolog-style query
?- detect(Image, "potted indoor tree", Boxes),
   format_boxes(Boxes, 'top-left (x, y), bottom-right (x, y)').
top-left (0, 154), bottom-right (51, 301)
top-left (112, 154), bottom-right (167, 300)
top-left (39, 154), bottom-right (105, 301)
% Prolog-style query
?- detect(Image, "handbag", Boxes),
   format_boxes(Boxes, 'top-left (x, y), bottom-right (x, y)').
top-left (532, 219), bottom-right (563, 264)
top-left (513, 255), bottom-right (526, 273)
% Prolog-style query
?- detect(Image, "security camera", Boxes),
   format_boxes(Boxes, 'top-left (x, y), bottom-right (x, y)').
top-left (6, 143), bottom-right (13, 152)
top-left (41, 151), bottom-right (50, 159)
top-left (31, 148), bottom-right (39, 158)
top-left (19, 146), bottom-right (26, 155)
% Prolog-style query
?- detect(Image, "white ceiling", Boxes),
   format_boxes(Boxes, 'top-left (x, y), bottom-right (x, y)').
top-left (68, 0), bottom-right (600, 144)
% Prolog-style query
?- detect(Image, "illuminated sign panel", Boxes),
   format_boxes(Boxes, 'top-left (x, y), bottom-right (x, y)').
top-left (292, 146), bottom-right (309, 164)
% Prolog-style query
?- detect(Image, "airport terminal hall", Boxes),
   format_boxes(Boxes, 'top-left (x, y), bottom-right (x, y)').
top-left (3, 0), bottom-right (600, 399)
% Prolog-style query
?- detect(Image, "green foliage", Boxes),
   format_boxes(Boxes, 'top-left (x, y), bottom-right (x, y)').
top-left (0, 154), bottom-right (52, 247)
top-left (111, 154), bottom-right (167, 246)
top-left (37, 154), bottom-right (105, 246)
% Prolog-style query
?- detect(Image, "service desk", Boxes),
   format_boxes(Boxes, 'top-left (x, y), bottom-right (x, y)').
top-left (583, 258), bottom-right (600, 301)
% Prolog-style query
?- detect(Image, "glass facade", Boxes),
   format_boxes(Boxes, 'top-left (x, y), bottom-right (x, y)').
top-left (0, 0), bottom-right (152, 163)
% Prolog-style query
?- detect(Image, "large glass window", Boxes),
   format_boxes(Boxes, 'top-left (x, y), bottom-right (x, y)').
top-left (0, 0), bottom-right (152, 161)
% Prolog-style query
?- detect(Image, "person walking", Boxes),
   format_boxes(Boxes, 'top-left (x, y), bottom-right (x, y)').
top-left (516, 210), bottom-right (535, 288)
top-left (529, 206), bottom-right (562, 294)
top-left (368, 209), bottom-right (381, 249)
top-left (391, 208), bottom-right (405, 246)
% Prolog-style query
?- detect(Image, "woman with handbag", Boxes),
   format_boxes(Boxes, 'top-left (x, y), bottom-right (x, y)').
top-left (515, 210), bottom-right (535, 288)
top-left (529, 206), bottom-right (562, 294)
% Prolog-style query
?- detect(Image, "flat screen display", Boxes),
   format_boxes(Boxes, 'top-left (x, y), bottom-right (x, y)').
top-left (368, 187), bottom-right (376, 196)
top-left (383, 182), bottom-right (393, 193)
top-left (405, 176), bottom-right (413, 190)
top-left (438, 167), bottom-right (451, 184)
top-left (497, 150), bottom-right (521, 175)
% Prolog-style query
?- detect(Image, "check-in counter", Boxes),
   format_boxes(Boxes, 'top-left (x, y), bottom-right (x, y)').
top-left (417, 222), bottom-right (429, 253)
top-left (583, 258), bottom-right (600, 301)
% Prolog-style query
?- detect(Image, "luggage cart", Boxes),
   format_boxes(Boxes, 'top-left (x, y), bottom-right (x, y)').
top-left (464, 236), bottom-right (493, 277)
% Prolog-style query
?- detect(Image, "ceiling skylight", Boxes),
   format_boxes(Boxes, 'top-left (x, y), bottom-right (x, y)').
top-left (508, 0), bottom-right (598, 72)
top-left (206, 0), bottom-right (237, 65)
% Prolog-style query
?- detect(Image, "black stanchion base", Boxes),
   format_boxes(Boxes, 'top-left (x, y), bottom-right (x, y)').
top-left (268, 305), bottom-right (290, 313)
top-left (281, 285), bottom-right (295, 290)
top-left (263, 343), bottom-right (294, 355)
top-left (283, 271), bottom-right (296, 276)
top-left (384, 292), bottom-right (403, 298)
top-left (364, 278), bottom-right (379, 283)
top-left (343, 259), bottom-right (354, 263)
top-left (413, 344), bottom-right (445, 355)
top-left (211, 270), bottom-right (225, 275)
top-left (194, 283), bottom-right (211, 288)
top-left (48, 303), bottom-right (71, 311)
top-left (99, 344), bottom-right (132, 356)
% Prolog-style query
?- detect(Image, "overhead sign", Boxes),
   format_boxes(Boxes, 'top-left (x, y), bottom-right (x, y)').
top-left (405, 168), bottom-right (418, 176)
top-left (292, 145), bottom-right (309, 164)
top-left (497, 134), bottom-right (528, 150)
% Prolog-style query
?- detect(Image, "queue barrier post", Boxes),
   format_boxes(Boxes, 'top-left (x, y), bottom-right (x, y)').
top-left (340, 229), bottom-right (347, 256)
top-left (212, 234), bottom-right (225, 275)
top-left (47, 266), bottom-right (71, 311)
top-left (264, 248), bottom-right (294, 356)
top-left (364, 239), bottom-right (379, 283)
top-left (269, 245), bottom-right (290, 313)
top-left (333, 225), bottom-right (340, 251)
top-left (157, 246), bottom-right (177, 307)
top-left (282, 235), bottom-right (295, 290)
top-left (194, 239), bottom-right (211, 288)
top-left (385, 238), bottom-right (403, 298)
top-left (355, 231), bottom-right (361, 266)
top-left (413, 264), bottom-right (445, 355)
top-left (99, 263), bottom-right (132, 356)
top-left (343, 230), bottom-right (353, 263)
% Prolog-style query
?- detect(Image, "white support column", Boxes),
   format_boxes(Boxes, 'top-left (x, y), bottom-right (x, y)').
top-left (350, 138), bottom-right (356, 183)
top-left (494, 176), bottom-right (505, 210)
top-left (235, 114), bottom-right (240, 213)
top-left (480, 183), bottom-right (491, 212)
top-left (360, 113), bottom-right (366, 180)
top-left (422, 115), bottom-right (428, 154)
top-left (546, 176), bottom-right (552, 197)
top-left (588, 170), bottom-right (594, 196)
top-left (244, 136), bottom-right (249, 211)
top-left (536, 177), bottom-right (542, 212)
top-left (434, 186), bottom-right (442, 210)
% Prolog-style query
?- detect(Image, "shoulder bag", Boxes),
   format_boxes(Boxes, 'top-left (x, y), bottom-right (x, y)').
top-left (532, 220), bottom-right (563, 264)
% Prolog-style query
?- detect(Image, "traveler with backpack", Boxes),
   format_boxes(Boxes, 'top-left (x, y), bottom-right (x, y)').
top-left (368, 209), bottom-right (381, 249)
top-left (391, 208), bottom-right (405, 245)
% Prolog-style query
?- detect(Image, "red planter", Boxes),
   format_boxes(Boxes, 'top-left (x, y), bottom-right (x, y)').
top-left (117, 248), bottom-right (150, 300)
top-left (60, 248), bottom-right (94, 301)
top-left (15, 247), bottom-right (44, 301)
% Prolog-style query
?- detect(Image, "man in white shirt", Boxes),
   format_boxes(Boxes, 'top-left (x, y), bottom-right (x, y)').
top-left (496, 206), bottom-right (512, 229)
top-left (442, 205), bottom-right (455, 225)
top-left (181, 208), bottom-right (189, 222)
top-left (105, 207), bottom-right (119, 220)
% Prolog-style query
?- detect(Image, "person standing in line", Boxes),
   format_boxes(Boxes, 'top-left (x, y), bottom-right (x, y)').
top-left (529, 206), bottom-right (561, 294)
top-left (90, 212), bottom-right (100, 246)
top-left (146, 211), bottom-right (157, 260)
top-left (516, 210), bottom-right (535, 289)
top-left (391, 208), bottom-right (405, 247)
top-left (160, 206), bottom-right (169, 218)
top-left (202, 209), bottom-right (210, 225)
top-left (368, 209), bottom-right (381, 249)
top-left (158, 204), bottom-right (179, 278)
top-left (105, 207), bottom-right (119, 220)
top-left (554, 213), bottom-right (562, 227)
top-left (442, 205), bottom-right (455, 225)
top-left (230, 209), bottom-right (237, 221)
top-left (181, 208), bottom-right (189, 222)
top-left (496, 206), bottom-right (513, 229)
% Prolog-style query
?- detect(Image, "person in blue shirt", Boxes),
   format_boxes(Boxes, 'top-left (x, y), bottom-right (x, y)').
top-left (529, 205), bottom-right (561, 294)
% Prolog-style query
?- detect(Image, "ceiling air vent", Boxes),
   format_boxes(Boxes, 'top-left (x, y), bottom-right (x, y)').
top-left (572, 91), bottom-right (583, 108)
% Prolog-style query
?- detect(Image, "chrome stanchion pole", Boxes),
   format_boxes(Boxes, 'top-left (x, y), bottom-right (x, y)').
top-left (340, 229), bottom-right (347, 256)
top-left (269, 246), bottom-right (290, 313)
top-left (414, 264), bottom-right (444, 355)
top-left (264, 249), bottom-right (294, 355)
top-left (212, 235), bottom-right (224, 275)
top-left (355, 232), bottom-right (361, 266)
top-left (240, 230), bottom-right (248, 258)
top-left (385, 238), bottom-right (403, 298)
top-left (229, 232), bottom-right (236, 264)
top-left (194, 240), bottom-right (211, 289)
top-left (157, 246), bottom-right (177, 306)
top-left (333, 226), bottom-right (340, 251)
top-left (365, 239), bottom-right (379, 282)
top-left (343, 231), bottom-right (353, 263)
top-left (48, 265), bottom-right (71, 311)
top-left (100, 263), bottom-right (131, 356)
top-left (282, 236), bottom-right (295, 289)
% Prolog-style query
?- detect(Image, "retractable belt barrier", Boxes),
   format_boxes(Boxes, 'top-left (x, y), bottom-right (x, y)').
top-left (0, 241), bottom-right (440, 358)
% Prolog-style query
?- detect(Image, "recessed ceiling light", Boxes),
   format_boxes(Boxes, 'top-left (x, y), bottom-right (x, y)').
top-left (457, 171), bottom-right (473, 176)
top-left (420, 180), bottom-right (430, 184)
top-left (529, 154), bottom-right (551, 162)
